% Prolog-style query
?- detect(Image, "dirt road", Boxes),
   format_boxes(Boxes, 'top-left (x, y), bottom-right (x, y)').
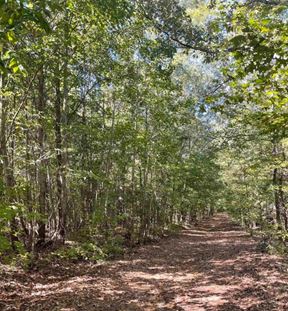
top-left (1, 214), bottom-right (288, 310)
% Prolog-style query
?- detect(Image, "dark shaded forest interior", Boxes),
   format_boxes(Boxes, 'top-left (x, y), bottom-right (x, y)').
top-left (0, 0), bottom-right (288, 310)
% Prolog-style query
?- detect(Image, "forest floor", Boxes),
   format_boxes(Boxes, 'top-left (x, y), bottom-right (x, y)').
top-left (1, 214), bottom-right (288, 311)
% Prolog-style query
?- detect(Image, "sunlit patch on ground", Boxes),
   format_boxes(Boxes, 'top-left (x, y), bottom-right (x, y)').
top-left (1, 214), bottom-right (288, 311)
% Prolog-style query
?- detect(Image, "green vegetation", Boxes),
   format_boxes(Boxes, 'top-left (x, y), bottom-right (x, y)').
top-left (0, 0), bottom-right (287, 264)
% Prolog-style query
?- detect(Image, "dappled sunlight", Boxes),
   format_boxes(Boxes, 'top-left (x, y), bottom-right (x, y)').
top-left (1, 214), bottom-right (288, 310)
top-left (32, 276), bottom-right (104, 297)
top-left (175, 293), bottom-right (228, 310)
top-left (123, 271), bottom-right (202, 282)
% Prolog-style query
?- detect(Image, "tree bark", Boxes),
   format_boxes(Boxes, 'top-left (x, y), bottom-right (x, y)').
top-left (55, 76), bottom-right (65, 242)
top-left (37, 67), bottom-right (48, 245)
top-left (273, 168), bottom-right (282, 227)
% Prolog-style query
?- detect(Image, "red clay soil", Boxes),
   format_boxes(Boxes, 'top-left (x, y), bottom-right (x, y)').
top-left (1, 214), bottom-right (288, 311)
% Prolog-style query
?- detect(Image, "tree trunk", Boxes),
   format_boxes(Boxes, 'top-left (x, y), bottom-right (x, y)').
top-left (37, 67), bottom-right (48, 245)
top-left (273, 168), bottom-right (282, 227)
top-left (55, 76), bottom-right (65, 242)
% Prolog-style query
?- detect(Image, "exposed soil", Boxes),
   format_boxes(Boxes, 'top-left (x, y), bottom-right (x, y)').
top-left (1, 214), bottom-right (288, 310)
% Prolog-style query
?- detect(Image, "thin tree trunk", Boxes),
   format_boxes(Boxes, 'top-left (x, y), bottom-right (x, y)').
top-left (0, 72), bottom-right (5, 185)
top-left (37, 67), bottom-right (48, 245)
top-left (273, 168), bottom-right (282, 227)
top-left (55, 76), bottom-right (65, 242)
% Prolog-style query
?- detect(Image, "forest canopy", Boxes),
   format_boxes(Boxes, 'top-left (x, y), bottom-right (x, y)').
top-left (0, 0), bottom-right (287, 263)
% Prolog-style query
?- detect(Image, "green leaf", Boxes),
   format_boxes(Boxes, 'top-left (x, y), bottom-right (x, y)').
top-left (6, 31), bottom-right (16, 43)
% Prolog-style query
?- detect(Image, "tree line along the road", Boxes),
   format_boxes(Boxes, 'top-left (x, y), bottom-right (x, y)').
top-left (0, 0), bottom-right (287, 264)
